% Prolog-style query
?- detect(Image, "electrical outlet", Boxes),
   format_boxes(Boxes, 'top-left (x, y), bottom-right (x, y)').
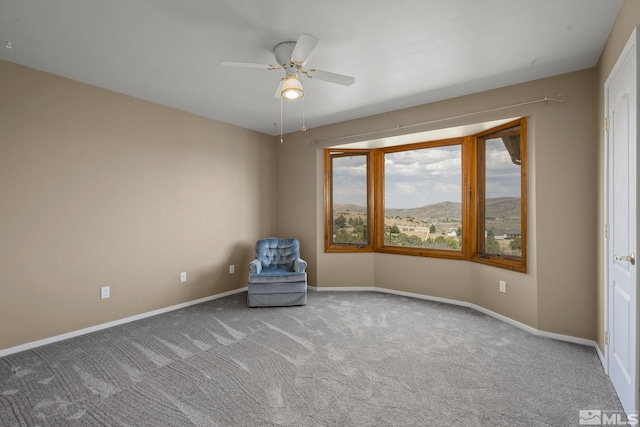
top-left (180, 272), bottom-right (187, 283)
top-left (101, 286), bottom-right (110, 299)
top-left (229, 265), bottom-right (235, 274)
top-left (499, 280), bottom-right (507, 293)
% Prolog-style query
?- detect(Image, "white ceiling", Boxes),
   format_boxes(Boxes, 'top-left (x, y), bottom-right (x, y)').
top-left (0, 0), bottom-right (623, 136)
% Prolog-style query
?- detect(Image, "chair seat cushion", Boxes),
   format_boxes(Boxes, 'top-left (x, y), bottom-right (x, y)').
top-left (249, 268), bottom-right (306, 284)
top-left (247, 281), bottom-right (307, 295)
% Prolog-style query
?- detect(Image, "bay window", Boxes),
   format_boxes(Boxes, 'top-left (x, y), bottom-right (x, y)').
top-left (324, 118), bottom-right (527, 272)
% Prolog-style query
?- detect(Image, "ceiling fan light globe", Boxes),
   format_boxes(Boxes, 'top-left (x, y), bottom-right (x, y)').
top-left (281, 76), bottom-right (304, 99)
top-left (283, 88), bottom-right (303, 99)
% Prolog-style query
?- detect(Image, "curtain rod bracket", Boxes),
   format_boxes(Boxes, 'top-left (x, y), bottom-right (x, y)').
top-left (543, 94), bottom-right (566, 103)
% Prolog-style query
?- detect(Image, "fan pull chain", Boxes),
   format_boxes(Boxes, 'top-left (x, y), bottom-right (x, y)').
top-left (301, 95), bottom-right (306, 132)
top-left (280, 96), bottom-right (284, 143)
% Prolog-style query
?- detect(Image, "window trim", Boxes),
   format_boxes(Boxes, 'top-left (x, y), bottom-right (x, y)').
top-left (324, 149), bottom-right (374, 252)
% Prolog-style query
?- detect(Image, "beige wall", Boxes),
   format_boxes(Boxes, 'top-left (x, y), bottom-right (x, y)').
top-left (596, 1), bottom-right (640, 352)
top-left (0, 60), bottom-right (277, 351)
top-left (277, 68), bottom-right (598, 339)
top-left (5, 3), bottom-right (631, 350)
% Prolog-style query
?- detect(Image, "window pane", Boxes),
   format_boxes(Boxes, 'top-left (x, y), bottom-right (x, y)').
top-left (383, 144), bottom-right (462, 250)
top-left (331, 154), bottom-right (368, 245)
top-left (481, 126), bottom-right (522, 257)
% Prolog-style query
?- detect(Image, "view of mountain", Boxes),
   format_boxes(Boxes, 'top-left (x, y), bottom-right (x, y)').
top-left (332, 204), bottom-right (367, 214)
top-left (334, 197), bottom-right (521, 220)
top-left (484, 197), bottom-right (521, 218)
top-left (385, 201), bottom-right (461, 221)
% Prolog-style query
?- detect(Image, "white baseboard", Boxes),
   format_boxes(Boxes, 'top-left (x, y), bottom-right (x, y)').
top-left (0, 287), bottom-right (248, 358)
top-left (310, 285), bottom-right (598, 348)
top-left (596, 343), bottom-right (608, 373)
top-left (4, 285), bottom-right (599, 358)
top-left (308, 286), bottom-right (376, 292)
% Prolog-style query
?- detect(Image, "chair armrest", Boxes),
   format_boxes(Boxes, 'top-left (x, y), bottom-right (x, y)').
top-left (294, 258), bottom-right (307, 273)
top-left (249, 259), bottom-right (262, 274)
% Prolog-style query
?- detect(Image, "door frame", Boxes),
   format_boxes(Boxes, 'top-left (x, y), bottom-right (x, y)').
top-left (604, 24), bottom-right (639, 414)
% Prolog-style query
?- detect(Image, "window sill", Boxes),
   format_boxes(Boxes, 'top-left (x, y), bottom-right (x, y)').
top-left (471, 255), bottom-right (527, 273)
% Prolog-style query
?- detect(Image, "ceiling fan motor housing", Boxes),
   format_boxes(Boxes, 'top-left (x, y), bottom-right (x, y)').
top-left (274, 41), bottom-right (298, 68)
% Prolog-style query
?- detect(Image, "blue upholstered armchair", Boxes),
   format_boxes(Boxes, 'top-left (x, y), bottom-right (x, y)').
top-left (247, 238), bottom-right (307, 307)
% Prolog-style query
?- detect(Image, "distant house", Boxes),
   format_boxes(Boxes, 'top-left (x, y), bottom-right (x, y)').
top-left (486, 229), bottom-right (520, 240)
top-left (487, 230), bottom-right (508, 240)
top-left (447, 229), bottom-right (457, 237)
top-left (506, 230), bottom-right (522, 240)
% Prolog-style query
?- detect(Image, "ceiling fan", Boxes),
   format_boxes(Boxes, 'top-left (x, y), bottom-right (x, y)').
top-left (221, 33), bottom-right (355, 100)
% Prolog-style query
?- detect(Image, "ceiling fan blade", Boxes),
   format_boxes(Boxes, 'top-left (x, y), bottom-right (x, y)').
top-left (220, 61), bottom-right (278, 70)
top-left (307, 69), bottom-right (355, 86)
top-left (273, 79), bottom-right (284, 98)
top-left (291, 33), bottom-right (319, 64)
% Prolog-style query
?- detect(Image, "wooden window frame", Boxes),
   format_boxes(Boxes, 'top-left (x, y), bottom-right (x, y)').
top-left (323, 118), bottom-right (527, 273)
top-left (470, 118), bottom-right (527, 272)
top-left (324, 149), bottom-right (374, 252)
top-left (375, 138), bottom-right (468, 260)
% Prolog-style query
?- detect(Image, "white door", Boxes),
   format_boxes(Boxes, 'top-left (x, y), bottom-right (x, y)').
top-left (607, 26), bottom-right (638, 416)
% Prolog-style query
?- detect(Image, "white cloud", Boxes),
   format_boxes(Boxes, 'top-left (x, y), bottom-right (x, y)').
top-left (485, 179), bottom-right (519, 198)
top-left (433, 182), bottom-right (461, 195)
top-left (385, 145), bottom-right (461, 179)
top-left (333, 180), bottom-right (367, 205)
top-left (393, 182), bottom-right (417, 195)
top-left (332, 141), bottom-right (520, 208)
top-left (334, 162), bottom-right (367, 177)
top-left (332, 155), bottom-right (368, 205)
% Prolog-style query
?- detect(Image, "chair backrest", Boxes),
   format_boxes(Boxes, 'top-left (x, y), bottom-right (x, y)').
top-left (255, 238), bottom-right (300, 270)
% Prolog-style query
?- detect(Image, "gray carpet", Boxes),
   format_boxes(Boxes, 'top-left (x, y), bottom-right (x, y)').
top-left (0, 291), bottom-right (623, 426)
